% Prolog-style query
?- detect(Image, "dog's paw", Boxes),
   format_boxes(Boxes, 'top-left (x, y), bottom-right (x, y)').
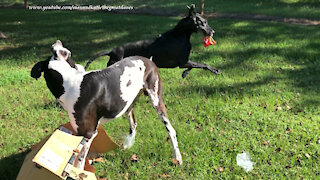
top-left (172, 158), bottom-right (182, 166)
top-left (173, 151), bottom-right (183, 165)
top-left (212, 68), bottom-right (221, 75)
top-left (123, 134), bottom-right (135, 149)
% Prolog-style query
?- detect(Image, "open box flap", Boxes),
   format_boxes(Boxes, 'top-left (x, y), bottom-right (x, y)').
top-left (17, 133), bottom-right (63, 180)
top-left (17, 122), bottom-right (119, 180)
top-left (60, 122), bottom-right (120, 153)
top-left (32, 130), bottom-right (83, 177)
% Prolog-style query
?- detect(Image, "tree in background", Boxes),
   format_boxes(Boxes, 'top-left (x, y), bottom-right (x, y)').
top-left (200, 0), bottom-right (204, 15)
top-left (24, 0), bottom-right (28, 8)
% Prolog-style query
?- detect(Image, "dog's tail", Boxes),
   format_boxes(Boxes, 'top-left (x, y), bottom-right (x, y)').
top-left (85, 51), bottom-right (111, 70)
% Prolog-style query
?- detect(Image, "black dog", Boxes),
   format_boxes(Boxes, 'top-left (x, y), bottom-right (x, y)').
top-left (85, 4), bottom-right (221, 78)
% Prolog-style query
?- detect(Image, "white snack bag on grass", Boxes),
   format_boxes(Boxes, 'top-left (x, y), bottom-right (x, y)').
top-left (236, 152), bottom-right (254, 172)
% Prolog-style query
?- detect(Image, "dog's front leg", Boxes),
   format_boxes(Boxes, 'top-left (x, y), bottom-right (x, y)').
top-left (74, 131), bottom-right (98, 170)
top-left (180, 60), bottom-right (221, 78)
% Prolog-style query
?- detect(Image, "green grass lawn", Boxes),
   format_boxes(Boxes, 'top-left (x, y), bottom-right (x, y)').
top-left (0, 7), bottom-right (320, 179)
top-left (1, 0), bottom-right (320, 19)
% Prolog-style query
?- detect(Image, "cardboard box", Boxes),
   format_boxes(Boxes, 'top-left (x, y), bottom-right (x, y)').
top-left (17, 123), bottom-right (119, 180)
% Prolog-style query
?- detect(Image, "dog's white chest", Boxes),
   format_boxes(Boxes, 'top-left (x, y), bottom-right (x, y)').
top-left (48, 60), bottom-right (84, 112)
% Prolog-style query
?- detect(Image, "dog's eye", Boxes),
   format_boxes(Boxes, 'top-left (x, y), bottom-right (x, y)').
top-left (196, 18), bottom-right (204, 26)
top-left (198, 20), bottom-right (204, 26)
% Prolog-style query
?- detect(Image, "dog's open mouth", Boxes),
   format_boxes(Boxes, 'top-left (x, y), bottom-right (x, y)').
top-left (202, 36), bottom-right (216, 47)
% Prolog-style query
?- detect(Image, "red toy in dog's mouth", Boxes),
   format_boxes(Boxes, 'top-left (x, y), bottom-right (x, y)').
top-left (202, 36), bottom-right (216, 47)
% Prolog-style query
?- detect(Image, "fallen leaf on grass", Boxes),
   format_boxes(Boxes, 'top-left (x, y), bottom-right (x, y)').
top-left (97, 177), bottom-right (107, 180)
top-left (286, 105), bottom-right (291, 110)
top-left (275, 88), bottom-right (282, 93)
top-left (305, 153), bottom-right (311, 159)
top-left (196, 123), bottom-right (203, 131)
top-left (93, 157), bottom-right (105, 163)
top-left (275, 106), bottom-right (282, 111)
top-left (161, 173), bottom-right (171, 178)
top-left (264, 103), bottom-right (268, 109)
top-left (153, 162), bottom-right (158, 167)
top-left (263, 141), bottom-right (270, 146)
top-left (220, 130), bottom-right (225, 136)
top-left (285, 128), bottom-right (292, 134)
top-left (130, 154), bottom-right (139, 162)
top-left (172, 159), bottom-right (180, 166)
top-left (18, 147), bottom-right (26, 153)
top-left (267, 159), bottom-right (271, 165)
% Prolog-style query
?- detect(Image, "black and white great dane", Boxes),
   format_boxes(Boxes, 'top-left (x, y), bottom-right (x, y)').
top-left (31, 40), bottom-right (182, 169)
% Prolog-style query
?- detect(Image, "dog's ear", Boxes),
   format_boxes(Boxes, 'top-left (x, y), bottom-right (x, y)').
top-left (58, 49), bottom-right (69, 60)
top-left (31, 61), bottom-right (48, 80)
top-left (66, 57), bottom-right (77, 69)
top-left (54, 40), bottom-right (63, 47)
top-left (187, 4), bottom-right (196, 17)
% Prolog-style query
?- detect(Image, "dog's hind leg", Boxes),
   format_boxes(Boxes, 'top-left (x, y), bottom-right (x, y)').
top-left (123, 108), bottom-right (137, 149)
top-left (179, 60), bottom-right (221, 78)
top-left (145, 75), bottom-right (182, 165)
top-left (153, 97), bottom-right (182, 165)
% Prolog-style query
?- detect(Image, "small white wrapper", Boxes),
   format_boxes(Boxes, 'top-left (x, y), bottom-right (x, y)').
top-left (236, 152), bottom-right (254, 172)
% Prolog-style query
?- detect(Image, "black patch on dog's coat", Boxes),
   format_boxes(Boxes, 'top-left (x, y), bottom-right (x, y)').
top-left (30, 57), bottom-right (79, 98)
top-left (44, 69), bottom-right (65, 98)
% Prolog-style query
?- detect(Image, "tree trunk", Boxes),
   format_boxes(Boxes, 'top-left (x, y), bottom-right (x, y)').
top-left (200, 0), bottom-right (204, 16)
top-left (24, 0), bottom-right (28, 8)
